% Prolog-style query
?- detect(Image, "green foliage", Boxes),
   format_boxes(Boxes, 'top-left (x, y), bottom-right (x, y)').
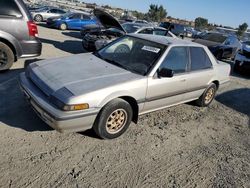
top-left (147, 4), bottom-right (167, 22)
top-left (236, 23), bottom-right (248, 37)
top-left (195, 17), bottom-right (208, 29)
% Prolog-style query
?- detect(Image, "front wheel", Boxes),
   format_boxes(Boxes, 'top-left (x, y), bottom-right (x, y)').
top-left (93, 98), bottom-right (133, 139)
top-left (59, 23), bottom-right (67, 30)
top-left (196, 83), bottom-right (217, 107)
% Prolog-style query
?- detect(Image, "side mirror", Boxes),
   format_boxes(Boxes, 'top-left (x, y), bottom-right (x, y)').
top-left (180, 34), bottom-right (184, 39)
top-left (158, 68), bottom-right (174, 78)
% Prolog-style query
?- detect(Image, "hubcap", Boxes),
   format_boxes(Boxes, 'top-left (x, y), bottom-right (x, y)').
top-left (0, 50), bottom-right (8, 67)
top-left (205, 88), bottom-right (215, 104)
top-left (106, 109), bottom-right (127, 134)
top-left (61, 24), bottom-right (66, 30)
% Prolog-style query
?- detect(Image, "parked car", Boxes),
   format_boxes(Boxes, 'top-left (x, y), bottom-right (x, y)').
top-left (19, 34), bottom-right (231, 139)
top-left (46, 12), bottom-right (97, 30)
top-left (159, 22), bottom-right (187, 37)
top-left (193, 32), bottom-right (241, 60)
top-left (234, 41), bottom-right (250, 74)
top-left (31, 7), bottom-right (67, 22)
top-left (0, 0), bottom-right (41, 71)
top-left (82, 9), bottom-right (176, 51)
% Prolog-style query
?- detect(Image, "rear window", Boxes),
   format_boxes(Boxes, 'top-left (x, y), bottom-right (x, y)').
top-left (0, 0), bottom-right (22, 17)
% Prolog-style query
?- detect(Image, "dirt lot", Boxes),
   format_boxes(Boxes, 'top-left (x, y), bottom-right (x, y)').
top-left (0, 25), bottom-right (250, 188)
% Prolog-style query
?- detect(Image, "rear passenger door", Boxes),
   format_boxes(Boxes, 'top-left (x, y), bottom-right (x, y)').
top-left (183, 47), bottom-right (214, 101)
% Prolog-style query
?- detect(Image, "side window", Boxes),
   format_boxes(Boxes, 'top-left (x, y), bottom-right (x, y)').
top-left (160, 47), bottom-right (189, 74)
top-left (139, 28), bottom-right (153, 34)
top-left (190, 47), bottom-right (212, 71)
top-left (70, 14), bottom-right (81, 19)
top-left (49, 9), bottom-right (57, 13)
top-left (0, 0), bottom-right (22, 17)
top-left (57, 9), bottom-right (66, 14)
top-left (82, 15), bottom-right (90, 20)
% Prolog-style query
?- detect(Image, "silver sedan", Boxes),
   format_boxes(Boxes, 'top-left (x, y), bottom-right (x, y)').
top-left (19, 34), bottom-right (231, 139)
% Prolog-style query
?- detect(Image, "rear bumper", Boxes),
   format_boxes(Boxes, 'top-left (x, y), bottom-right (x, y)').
top-left (19, 72), bottom-right (99, 133)
top-left (19, 39), bottom-right (42, 58)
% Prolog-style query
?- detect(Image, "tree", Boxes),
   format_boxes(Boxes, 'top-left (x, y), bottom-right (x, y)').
top-left (147, 4), bottom-right (167, 22)
top-left (236, 23), bottom-right (248, 37)
top-left (195, 17), bottom-right (208, 29)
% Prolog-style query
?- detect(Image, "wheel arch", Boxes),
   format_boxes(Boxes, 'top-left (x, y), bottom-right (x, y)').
top-left (119, 96), bottom-right (139, 124)
top-left (0, 37), bottom-right (17, 61)
top-left (212, 80), bottom-right (219, 90)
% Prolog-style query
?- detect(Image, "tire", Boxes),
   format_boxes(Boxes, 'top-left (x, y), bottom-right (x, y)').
top-left (195, 83), bottom-right (217, 107)
top-left (34, 14), bottom-right (43, 22)
top-left (59, 23), bottom-right (67, 30)
top-left (0, 42), bottom-right (14, 71)
top-left (93, 98), bottom-right (133, 139)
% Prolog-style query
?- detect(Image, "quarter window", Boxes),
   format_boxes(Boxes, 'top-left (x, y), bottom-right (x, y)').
top-left (0, 0), bottom-right (22, 17)
top-left (190, 47), bottom-right (212, 71)
top-left (160, 47), bottom-right (189, 74)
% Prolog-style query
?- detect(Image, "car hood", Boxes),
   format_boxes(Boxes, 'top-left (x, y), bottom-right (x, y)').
top-left (93, 9), bottom-right (126, 33)
top-left (193, 39), bottom-right (221, 47)
top-left (29, 53), bottom-right (142, 97)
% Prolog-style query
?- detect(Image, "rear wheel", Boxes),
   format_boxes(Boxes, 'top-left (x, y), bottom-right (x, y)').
top-left (0, 42), bottom-right (14, 71)
top-left (196, 83), bottom-right (217, 107)
top-left (93, 98), bottom-right (133, 139)
top-left (34, 14), bottom-right (43, 22)
top-left (59, 23), bottom-right (67, 30)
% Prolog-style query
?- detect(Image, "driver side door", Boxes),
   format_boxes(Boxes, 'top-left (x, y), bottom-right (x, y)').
top-left (143, 46), bottom-right (189, 113)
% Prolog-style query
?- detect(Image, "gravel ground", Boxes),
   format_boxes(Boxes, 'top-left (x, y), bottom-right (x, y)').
top-left (0, 25), bottom-right (249, 188)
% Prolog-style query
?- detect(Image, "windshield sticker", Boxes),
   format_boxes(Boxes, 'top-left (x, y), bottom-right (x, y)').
top-left (142, 46), bottom-right (160, 53)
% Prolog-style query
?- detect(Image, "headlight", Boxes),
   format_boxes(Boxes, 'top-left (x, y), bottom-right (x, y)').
top-left (50, 95), bottom-right (89, 111)
top-left (63, 104), bottom-right (89, 111)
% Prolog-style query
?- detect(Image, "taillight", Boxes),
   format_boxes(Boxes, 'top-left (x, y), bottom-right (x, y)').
top-left (27, 21), bottom-right (38, 37)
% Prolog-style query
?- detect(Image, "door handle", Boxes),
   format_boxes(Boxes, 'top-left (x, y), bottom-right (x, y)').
top-left (180, 78), bottom-right (186, 82)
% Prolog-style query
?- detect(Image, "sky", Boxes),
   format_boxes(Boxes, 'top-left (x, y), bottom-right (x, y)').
top-left (81, 0), bottom-right (250, 28)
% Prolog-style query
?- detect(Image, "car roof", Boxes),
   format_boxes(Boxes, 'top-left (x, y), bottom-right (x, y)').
top-left (128, 34), bottom-right (204, 47)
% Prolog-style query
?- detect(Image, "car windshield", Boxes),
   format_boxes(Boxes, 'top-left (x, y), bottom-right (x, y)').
top-left (202, 33), bottom-right (227, 43)
top-left (122, 23), bottom-right (144, 33)
top-left (94, 36), bottom-right (166, 75)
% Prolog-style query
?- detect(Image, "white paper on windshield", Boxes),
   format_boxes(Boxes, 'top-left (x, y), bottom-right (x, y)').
top-left (142, 46), bottom-right (160, 53)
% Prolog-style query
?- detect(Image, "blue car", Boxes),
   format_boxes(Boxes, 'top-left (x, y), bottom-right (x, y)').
top-left (46, 12), bottom-right (98, 30)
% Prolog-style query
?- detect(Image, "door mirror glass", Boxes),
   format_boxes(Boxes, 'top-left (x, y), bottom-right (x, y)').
top-left (158, 68), bottom-right (174, 78)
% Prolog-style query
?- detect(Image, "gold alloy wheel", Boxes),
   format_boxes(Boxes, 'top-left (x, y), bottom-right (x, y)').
top-left (106, 109), bottom-right (127, 134)
top-left (204, 88), bottom-right (215, 104)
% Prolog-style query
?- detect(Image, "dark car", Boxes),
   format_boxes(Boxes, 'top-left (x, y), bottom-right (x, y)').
top-left (47, 12), bottom-right (97, 30)
top-left (0, 0), bottom-right (42, 71)
top-left (159, 22), bottom-right (187, 37)
top-left (193, 32), bottom-right (241, 60)
top-left (82, 9), bottom-right (176, 51)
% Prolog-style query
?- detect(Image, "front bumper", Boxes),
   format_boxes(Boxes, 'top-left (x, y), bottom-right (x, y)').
top-left (19, 72), bottom-right (99, 133)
